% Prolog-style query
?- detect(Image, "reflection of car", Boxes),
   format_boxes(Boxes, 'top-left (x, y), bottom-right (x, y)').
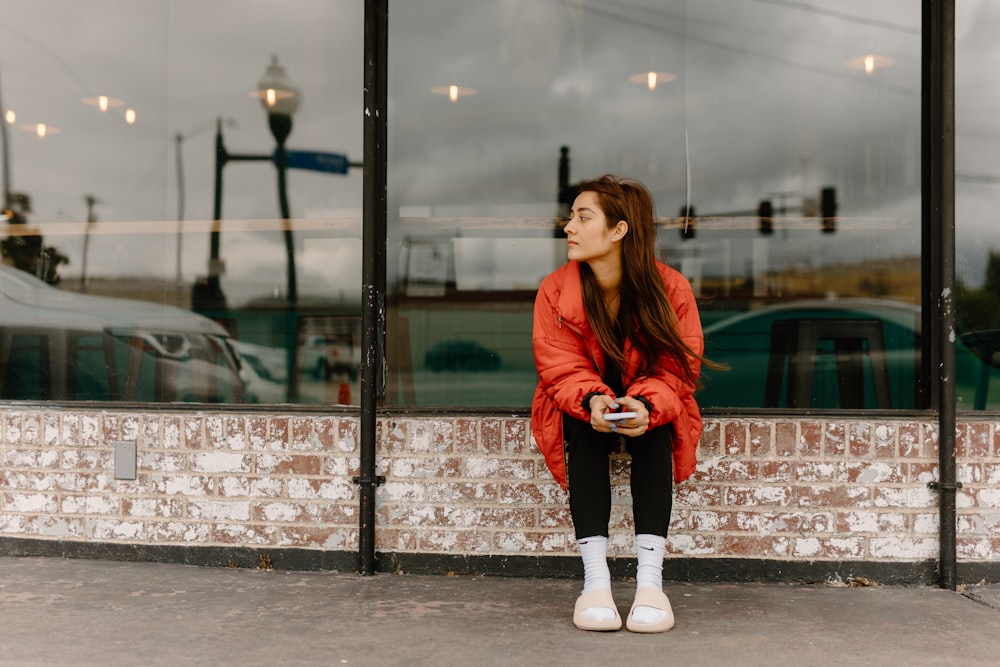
top-left (234, 341), bottom-right (287, 404)
top-left (302, 335), bottom-right (356, 380)
top-left (425, 339), bottom-right (502, 372)
top-left (699, 298), bottom-right (921, 410)
top-left (0, 264), bottom-right (243, 403)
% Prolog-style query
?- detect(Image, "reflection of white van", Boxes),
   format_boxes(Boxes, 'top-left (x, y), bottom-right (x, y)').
top-left (0, 265), bottom-right (243, 403)
top-left (302, 334), bottom-right (356, 380)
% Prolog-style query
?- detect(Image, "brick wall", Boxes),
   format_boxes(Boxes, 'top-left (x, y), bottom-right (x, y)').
top-left (1, 407), bottom-right (998, 579)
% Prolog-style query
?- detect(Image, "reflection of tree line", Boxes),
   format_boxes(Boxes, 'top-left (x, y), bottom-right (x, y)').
top-left (699, 257), bottom-right (921, 302)
top-left (957, 250), bottom-right (1000, 331)
top-left (1, 196), bottom-right (69, 285)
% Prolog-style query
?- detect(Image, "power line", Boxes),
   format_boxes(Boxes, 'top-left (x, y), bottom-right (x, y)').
top-left (569, 0), bottom-right (916, 96)
top-left (0, 21), bottom-right (92, 95)
top-left (749, 0), bottom-right (920, 35)
top-left (957, 173), bottom-right (1000, 185)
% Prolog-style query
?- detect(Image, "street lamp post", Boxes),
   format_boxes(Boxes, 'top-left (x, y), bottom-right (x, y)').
top-left (195, 56), bottom-right (300, 314)
top-left (256, 56), bottom-right (301, 305)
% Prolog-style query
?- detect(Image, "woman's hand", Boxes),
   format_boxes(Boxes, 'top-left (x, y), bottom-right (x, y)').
top-left (589, 395), bottom-right (650, 436)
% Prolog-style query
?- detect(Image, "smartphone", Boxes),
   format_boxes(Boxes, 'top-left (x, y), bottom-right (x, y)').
top-left (603, 412), bottom-right (637, 421)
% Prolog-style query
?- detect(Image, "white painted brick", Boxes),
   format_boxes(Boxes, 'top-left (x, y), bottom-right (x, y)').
top-left (324, 456), bottom-right (357, 477)
top-left (958, 539), bottom-right (995, 560)
top-left (0, 513), bottom-right (26, 532)
top-left (22, 416), bottom-right (40, 445)
top-left (913, 512), bottom-right (939, 534)
top-left (4, 418), bottom-right (22, 444)
top-left (667, 534), bottom-right (715, 555)
top-left (690, 510), bottom-right (723, 531)
top-left (958, 463), bottom-right (982, 484)
top-left (32, 515), bottom-right (82, 538)
top-left (188, 500), bottom-right (251, 522)
top-left (320, 532), bottom-right (348, 550)
top-left (77, 415), bottom-right (99, 446)
top-left (120, 417), bottom-right (140, 441)
top-left (794, 537), bottom-right (823, 557)
top-left (9, 493), bottom-right (58, 514)
top-left (842, 511), bottom-right (903, 533)
top-left (378, 481), bottom-right (425, 502)
top-left (873, 487), bottom-right (935, 508)
top-left (43, 416), bottom-right (59, 446)
top-left (855, 462), bottom-right (897, 484)
top-left (112, 521), bottom-right (145, 540)
top-left (975, 488), bottom-right (1000, 508)
top-left (192, 452), bottom-right (250, 474)
top-left (287, 477), bottom-right (353, 501)
top-left (261, 502), bottom-right (302, 523)
top-left (162, 475), bottom-right (214, 496)
top-left (868, 537), bottom-right (938, 559)
top-left (985, 464), bottom-right (1000, 485)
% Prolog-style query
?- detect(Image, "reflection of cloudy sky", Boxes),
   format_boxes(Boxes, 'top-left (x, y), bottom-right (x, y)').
top-left (1, 1), bottom-right (998, 298)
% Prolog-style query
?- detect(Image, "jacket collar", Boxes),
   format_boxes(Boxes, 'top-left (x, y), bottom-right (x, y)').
top-left (554, 262), bottom-right (590, 332)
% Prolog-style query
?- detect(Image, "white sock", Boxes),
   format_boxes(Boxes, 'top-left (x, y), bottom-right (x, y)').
top-left (633, 534), bottom-right (668, 624)
top-left (577, 536), bottom-right (615, 623)
top-left (635, 533), bottom-right (665, 590)
top-left (577, 536), bottom-right (611, 593)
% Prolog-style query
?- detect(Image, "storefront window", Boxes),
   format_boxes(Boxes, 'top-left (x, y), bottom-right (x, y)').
top-left (955, 1), bottom-right (1000, 411)
top-left (387, 0), bottom-right (923, 409)
top-left (0, 1), bottom-right (363, 405)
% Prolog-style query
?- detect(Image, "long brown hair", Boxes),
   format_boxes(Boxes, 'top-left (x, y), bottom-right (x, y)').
top-left (576, 174), bottom-right (703, 388)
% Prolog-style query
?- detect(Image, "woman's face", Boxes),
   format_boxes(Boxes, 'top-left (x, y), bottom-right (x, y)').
top-left (565, 191), bottom-right (620, 266)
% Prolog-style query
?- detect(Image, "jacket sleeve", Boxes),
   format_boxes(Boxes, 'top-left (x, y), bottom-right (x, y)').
top-left (532, 278), bottom-right (611, 423)
top-left (627, 270), bottom-right (704, 430)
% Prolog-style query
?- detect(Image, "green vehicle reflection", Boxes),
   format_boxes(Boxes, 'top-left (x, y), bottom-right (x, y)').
top-left (699, 299), bottom-right (922, 410)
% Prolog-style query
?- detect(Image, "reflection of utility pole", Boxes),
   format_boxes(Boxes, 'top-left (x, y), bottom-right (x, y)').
top-left (555, 145), bottom-right (577, 267)
top-left (80, 195), bottom-right (99, 291)
top-left (176, 118), bottom-right (236, 308)
top-left (175, 131), bottom-right (184, 306)
top-left (0, 68), bottom-right (11, 209)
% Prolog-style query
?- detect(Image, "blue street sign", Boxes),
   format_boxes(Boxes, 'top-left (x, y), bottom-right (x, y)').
top-left (279, 149), bottom-right (352, 175)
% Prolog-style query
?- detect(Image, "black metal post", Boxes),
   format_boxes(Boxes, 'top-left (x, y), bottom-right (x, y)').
top-left (199, 117), bottom-right (289, 314)
top-left (923, 0), bottom-right (957, 590)
top-left (196, 117), bottom-right (229, 312)
top-left (0, 68), bottom-right (11, 209)
top-left (357, 0), bottom-right (388, 576)
top-left (269, 113), bottom-right (297, 305)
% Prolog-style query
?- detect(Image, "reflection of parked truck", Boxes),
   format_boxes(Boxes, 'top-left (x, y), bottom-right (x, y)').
top-left (0, 265), bottom-right (243, 403)
top-left (303, 334), bottom-right (357, 380)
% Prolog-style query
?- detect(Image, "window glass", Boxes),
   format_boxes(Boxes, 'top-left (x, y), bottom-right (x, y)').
top-left (0, 0), bottom-right (363, 405)
top-left (387, 0), bottom-right (922, 409)
top-left (955, 2), bottom-right (1000, 411)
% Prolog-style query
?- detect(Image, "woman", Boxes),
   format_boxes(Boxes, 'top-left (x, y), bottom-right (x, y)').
top-left (531, 175), bottom-right (707, 633)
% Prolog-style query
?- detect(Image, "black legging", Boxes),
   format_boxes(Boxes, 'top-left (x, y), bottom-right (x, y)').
top-left (564, 414), bottom-right (673, 540)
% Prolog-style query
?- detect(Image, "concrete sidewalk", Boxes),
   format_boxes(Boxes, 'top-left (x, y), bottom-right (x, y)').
top-left (1, 556), bottom-right (998, 667)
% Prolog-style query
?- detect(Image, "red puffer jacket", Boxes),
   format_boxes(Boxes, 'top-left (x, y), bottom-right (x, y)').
top-left (531, 260), bottom-right (704, 490)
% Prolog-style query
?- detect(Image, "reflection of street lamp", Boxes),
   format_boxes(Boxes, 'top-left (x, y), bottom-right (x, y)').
top-left (253, 55), bottom-right (300, 305)
top-left (196, 57), bottom-right (300, 313)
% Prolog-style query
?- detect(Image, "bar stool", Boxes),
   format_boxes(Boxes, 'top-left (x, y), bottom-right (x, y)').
top-left (764, 318), bottom-right (892, 409)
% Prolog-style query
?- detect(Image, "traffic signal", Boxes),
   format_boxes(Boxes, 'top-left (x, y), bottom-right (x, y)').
top-left (757, 199), bottom-right (774, 235)
top-left (678, 205), bottom-right (696, 240)
top-left (820, 186), bottom-right (837, 233)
